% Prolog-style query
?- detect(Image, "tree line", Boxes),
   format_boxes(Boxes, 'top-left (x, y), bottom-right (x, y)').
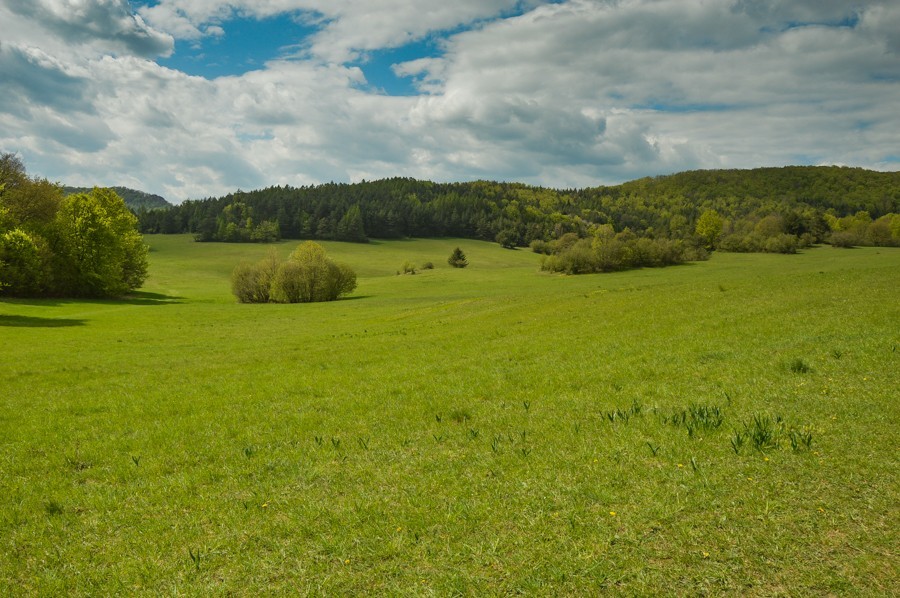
top-left (137, 167), bottom-right (900, 254)
top-left (0, 153), bottom-right (148, 298)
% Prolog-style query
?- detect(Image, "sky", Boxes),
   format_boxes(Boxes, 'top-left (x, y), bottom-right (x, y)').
top-left (1, 0), bottom-right (899, 203)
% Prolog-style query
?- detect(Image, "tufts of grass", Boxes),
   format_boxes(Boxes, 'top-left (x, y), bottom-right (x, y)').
top-left (662, 403), bottom-right (725, 437)
top-left (731, 413), bottom-right (813, 454)
top-left (449, 409), bottom-right (471, 424)
top-left (786, 357), bottom-right (813, 373)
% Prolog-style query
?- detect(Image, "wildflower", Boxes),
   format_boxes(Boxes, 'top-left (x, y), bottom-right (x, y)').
top-left (763, 457), bottom-right (769, 462)
top-left (702, 551), bottom-right (710, 558)
top-left (345, 559), bottom-right (350, 565)
top-left (747, 476), bottom-right (753, 481)
top-left (261, 502), bottom-right (269, 508)
top-left (677, 463), bottom-right (684, 468)
top-left (609, 511), bottom-right (616, 517)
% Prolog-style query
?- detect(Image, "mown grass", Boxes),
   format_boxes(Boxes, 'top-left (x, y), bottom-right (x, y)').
top-left (1, 236), bottom-right (898, 595)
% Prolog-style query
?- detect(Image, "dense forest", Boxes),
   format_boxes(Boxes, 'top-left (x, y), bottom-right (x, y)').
top-left (137, 167), bottom-right (900, 254)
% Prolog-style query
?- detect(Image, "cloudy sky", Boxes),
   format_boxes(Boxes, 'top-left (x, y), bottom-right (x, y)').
top-left (1, 0), bottom-right (898, 203)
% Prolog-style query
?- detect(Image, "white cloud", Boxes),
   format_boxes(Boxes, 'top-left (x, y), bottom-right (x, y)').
top-left (3, 0), bottom-right (173, 57)
top-left (1, 0), bottom-right (898, 202)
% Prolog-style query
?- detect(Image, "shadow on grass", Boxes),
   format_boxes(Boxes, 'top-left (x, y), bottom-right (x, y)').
top-left (0, 315), bottom-right (87, 328)
top-left (2, 291), bottom-right (184, 308)
top-left (120, 291), bottom-right (184, 305)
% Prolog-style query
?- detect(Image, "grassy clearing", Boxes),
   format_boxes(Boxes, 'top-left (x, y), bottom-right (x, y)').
top-left (1, 236), bottom-right (898, 595)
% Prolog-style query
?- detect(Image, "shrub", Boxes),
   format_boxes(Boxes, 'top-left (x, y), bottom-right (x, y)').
top-left (231, 261), bottom-right (261, 303)
top-left (231, 241), bottom-right (357, 303)
top-left (764, 233), bottom-right (799, 254)
top-left (269, 261), bottom-right (304, 303)
top-left (421, 261), bottom-right (434, 270)
top-left (829, 231), bottom-right (857, 248)
top-left (540, 234), bottom-right (703, 274)
top-left (496, 229), bottom-right (518, 249)
top-left (529, 239), bottom-right (552, 255)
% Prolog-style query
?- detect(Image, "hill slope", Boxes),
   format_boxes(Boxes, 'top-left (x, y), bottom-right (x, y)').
top-left (138, 166), bottom-right (899, 246)
top-left (64, 185), bottom-right (172, 211)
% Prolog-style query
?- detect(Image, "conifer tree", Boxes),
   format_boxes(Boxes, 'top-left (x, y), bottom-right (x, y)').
top-left (447, 246), bottom-right (468, 268)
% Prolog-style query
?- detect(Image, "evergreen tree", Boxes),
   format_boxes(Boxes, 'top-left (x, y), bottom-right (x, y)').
top-left (448, 246), bottom-right (468, 268)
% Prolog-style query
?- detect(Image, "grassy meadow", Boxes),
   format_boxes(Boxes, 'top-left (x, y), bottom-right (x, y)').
top-left (1, 235), bottom-right (898, 595)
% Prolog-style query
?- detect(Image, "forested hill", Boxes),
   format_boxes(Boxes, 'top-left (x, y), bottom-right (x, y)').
top-left (136, 166), bottom-right (899, 247)
top-left (610, 166), bottom-right (898, 222)
top-left (65, 186), bottom-right (172, 211)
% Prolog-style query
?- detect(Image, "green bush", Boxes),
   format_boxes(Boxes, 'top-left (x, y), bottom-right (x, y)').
top-left (829, 230), bottom-right (858, 248)
top-left (765, 233), bottom-right (799, 254)
top-left (231, 242), bottom-right (357, 303)
top-left (540, 232), bottom-right (703, 275)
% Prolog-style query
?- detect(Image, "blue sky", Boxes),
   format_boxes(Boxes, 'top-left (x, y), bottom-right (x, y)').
top-left (1, 0), bottom-right (898, 202)
top-left (159, 12), bottom-right (321, 80)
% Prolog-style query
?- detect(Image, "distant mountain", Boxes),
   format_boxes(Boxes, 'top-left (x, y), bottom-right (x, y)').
top-left (64, 186), bottom-right (172, 211)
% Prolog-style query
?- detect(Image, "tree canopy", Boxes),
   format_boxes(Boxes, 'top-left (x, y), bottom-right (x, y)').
top-left (0, 154), bottom-right (148, 298)
top-left (137, 166), bottom-right (900, 253)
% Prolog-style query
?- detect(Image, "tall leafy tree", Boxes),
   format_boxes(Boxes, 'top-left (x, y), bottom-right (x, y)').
top-left (52, 188), bottom-right (148, 297)
top-left (695, 209), bottom-right (724, 250)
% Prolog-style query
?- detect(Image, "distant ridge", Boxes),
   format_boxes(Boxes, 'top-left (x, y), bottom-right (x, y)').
top-left (64, 186), bottom-right (172, 211)
top-left (135, 164), bottom-right (899, 244)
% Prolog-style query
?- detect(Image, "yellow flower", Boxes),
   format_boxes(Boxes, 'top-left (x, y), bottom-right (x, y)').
top-left (702, 551), bottom-right (710, 558)
top-left (261, 502), bottom-right (268, 508)
top-left (763, 457), bottom-right (769, 462)
top-left (677, 463), bottom-right (684, 468)
top-left (609, 511), bottom-right (616, 517)
top-left (345, 559), bottom-right (350, 564)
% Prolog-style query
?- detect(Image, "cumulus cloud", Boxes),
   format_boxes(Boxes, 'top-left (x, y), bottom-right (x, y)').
top-left (1, 0), bottom-right (898, 201)
top-left (4, 0), bottom-right (173, 57)
top-left (0, 43), bottom-right (93, 115)
top-left (137, 0), bottom-right (524, 61)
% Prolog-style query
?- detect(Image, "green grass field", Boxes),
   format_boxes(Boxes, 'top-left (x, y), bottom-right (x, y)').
top-left (1, 235), bottom-right (898, 595)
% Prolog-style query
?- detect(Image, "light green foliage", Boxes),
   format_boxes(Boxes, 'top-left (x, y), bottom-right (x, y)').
top-left (0, 155), bottom-right (148, 297)
top-left (54, 189), bottom-right (149, 297)
top-left (231, 241), bottom-right (357, 303)
top-left (1, 236), bottom-right (898, 594)
top-left (540, 229), bottom-right (703, 274)
top-left (0, 228), bottom-right (46, 294)
top-left (824, 211), bottom-right (900, 248)
top-left (695, 209), bottom-right (724, 249)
